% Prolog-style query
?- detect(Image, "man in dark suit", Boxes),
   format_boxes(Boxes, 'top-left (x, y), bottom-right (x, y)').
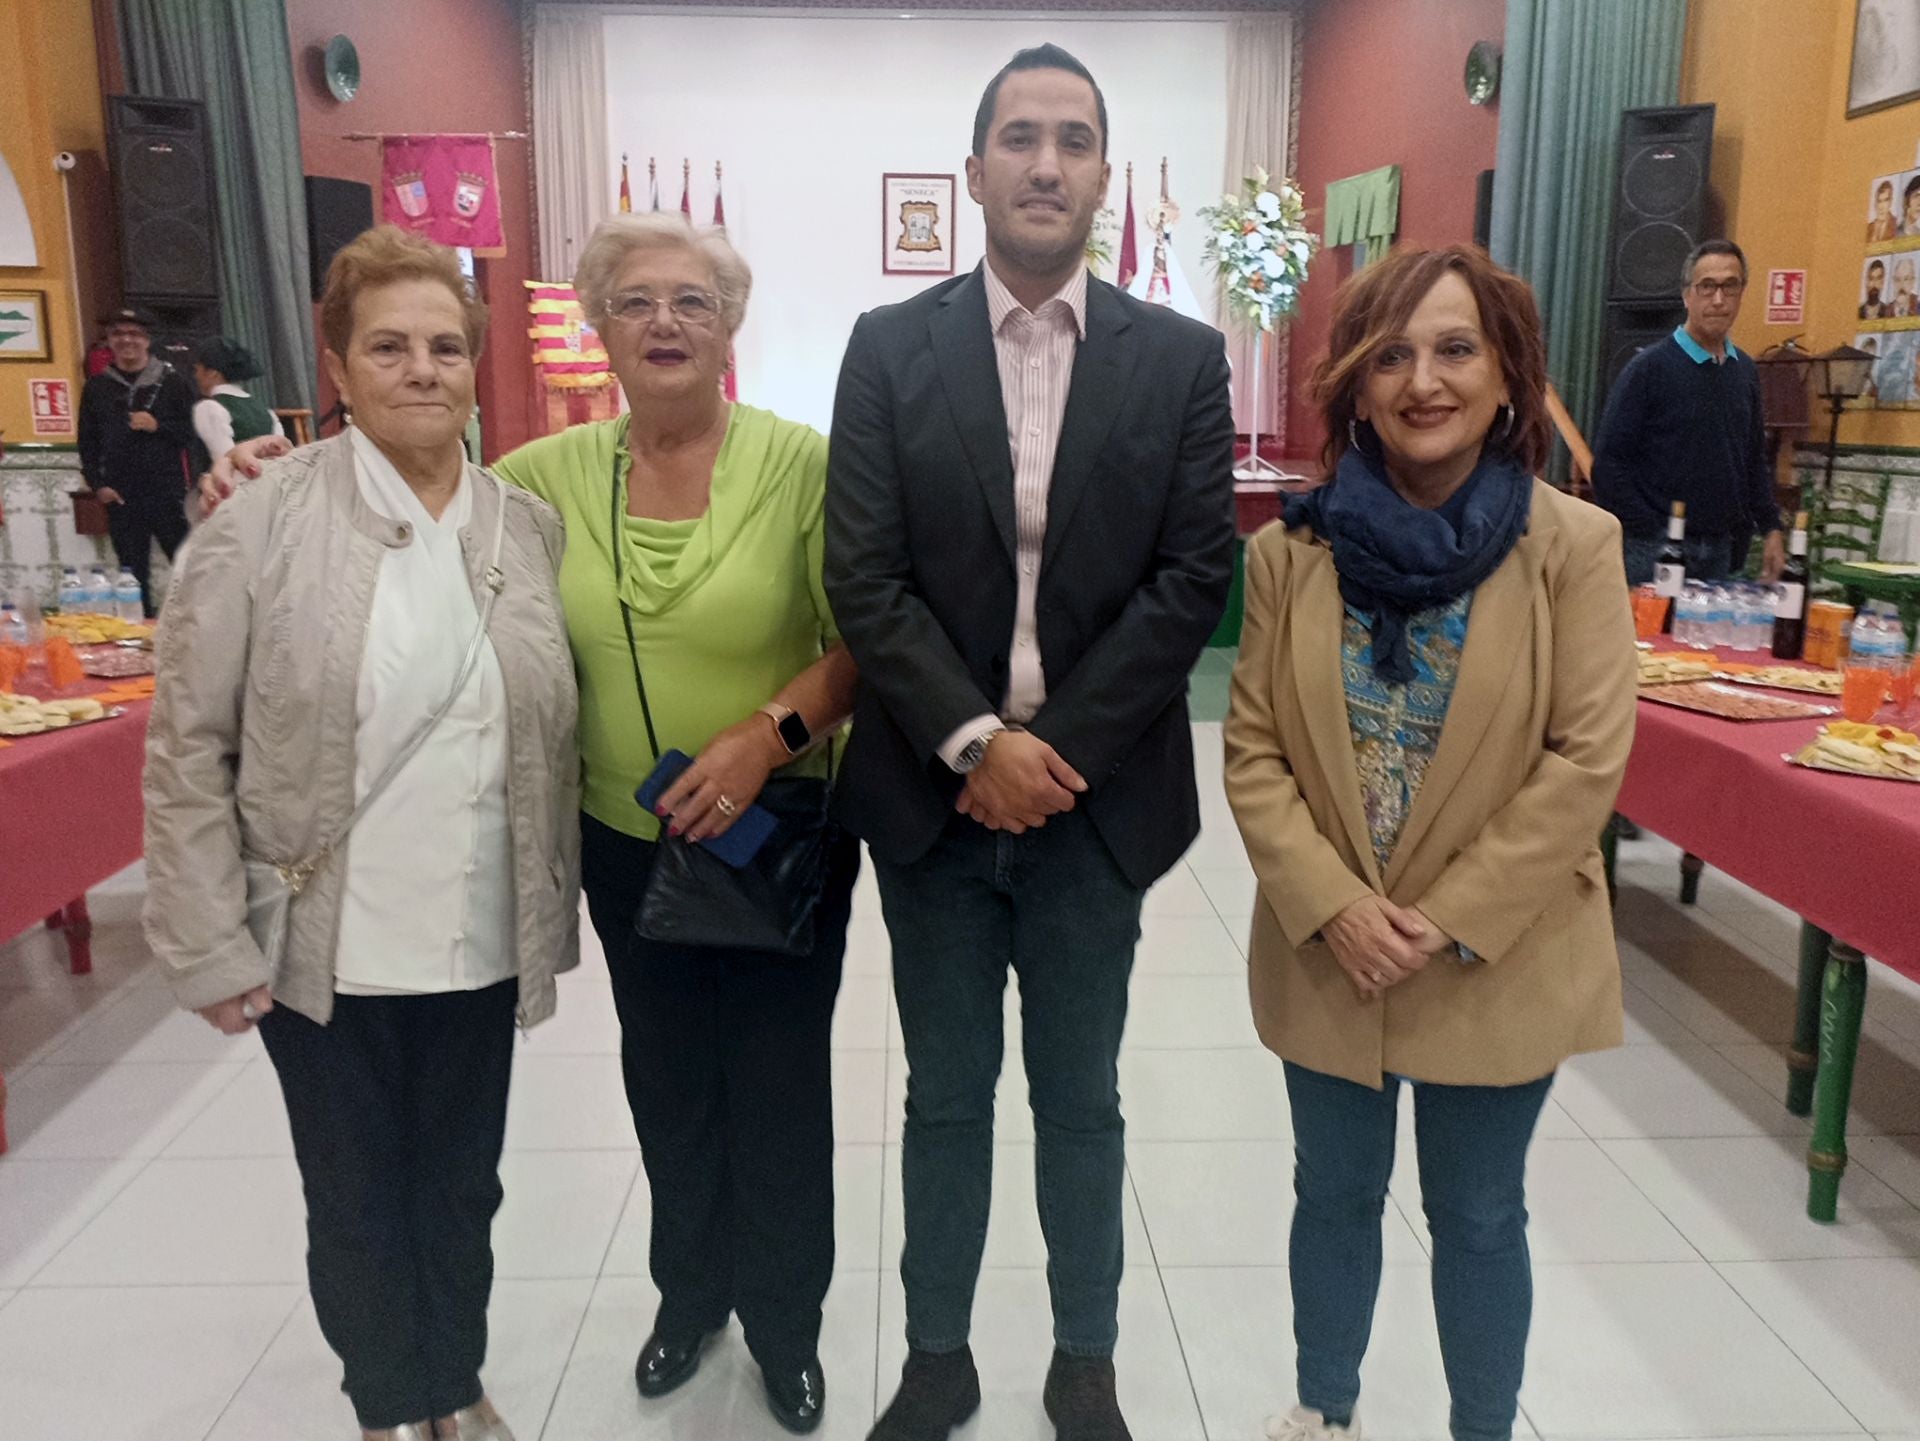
top-left (825, 44), bottom-right (1235, 1441)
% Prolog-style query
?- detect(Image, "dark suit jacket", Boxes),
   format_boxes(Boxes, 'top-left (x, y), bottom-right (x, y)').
top-left (823, 265), bottom-right (1236, 889)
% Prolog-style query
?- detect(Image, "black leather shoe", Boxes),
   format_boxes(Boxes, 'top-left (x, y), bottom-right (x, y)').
top-left (763, 1358), bottom-right (826, 1434)
top-left (635, 1329), bottom-right (714, 1399)
top-left (1042, 1350), bottom-right (1132, 1441)
top-left (867, 1345), bottom-right (981, 1440)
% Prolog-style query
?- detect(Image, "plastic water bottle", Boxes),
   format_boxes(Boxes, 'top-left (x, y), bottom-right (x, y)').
top-left (1743, 585), bottom-right (1772, 649)
top-left (1850, 604), bottom-right (1902, 673)
top-left (87, 568), bottom-right (113, 615)
top-left (0, 604), bottom-right (27, 649)
top-left (113, 569), bottom-right (144, 623)
top-left (1706, 586), bottom-right (1734, 648)
top-left (1674, 582), bottom-right (1705, 647)
top-left (57, 567), bottom-right (86, 614)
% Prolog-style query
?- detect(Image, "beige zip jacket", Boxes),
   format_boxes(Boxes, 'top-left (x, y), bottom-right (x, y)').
top-left (143, 432), bottom-right (582, 1027)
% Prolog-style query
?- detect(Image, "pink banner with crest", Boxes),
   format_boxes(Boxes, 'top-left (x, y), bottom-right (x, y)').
top-left (379, 134), bottom-right (503, 250)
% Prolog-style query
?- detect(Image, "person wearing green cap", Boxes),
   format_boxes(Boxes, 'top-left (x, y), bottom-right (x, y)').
top-left (191, 337), bottom-right (284, 467)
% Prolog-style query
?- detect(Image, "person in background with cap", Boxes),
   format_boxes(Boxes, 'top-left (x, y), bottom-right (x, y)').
top-left (77, 307), bottom-right (199, 615)
top-left (191, 337), bottom-right (283, 468)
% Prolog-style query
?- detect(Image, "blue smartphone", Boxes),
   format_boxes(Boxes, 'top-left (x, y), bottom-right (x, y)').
top-left (635, 749), bottom-right (777, 869)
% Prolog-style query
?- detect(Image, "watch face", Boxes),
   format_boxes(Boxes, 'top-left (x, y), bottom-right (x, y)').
top-left (957, 740), bottom-right (986, 772)
top-left (776, 710), bottom-right (811, 753)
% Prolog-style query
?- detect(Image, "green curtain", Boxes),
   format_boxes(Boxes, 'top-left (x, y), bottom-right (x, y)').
top-left (1489, 0), bottom-right (1687, 484)
top-left (1324, 165), bottom-right (1401, 268)
top-left (120, 0), bottom-right (315, 412)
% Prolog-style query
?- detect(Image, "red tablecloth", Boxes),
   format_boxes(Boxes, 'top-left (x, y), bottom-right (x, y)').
top-left (1617, 651), bottom-right (1919, 981)
top-left (0, 698), bottom-right (150, 942)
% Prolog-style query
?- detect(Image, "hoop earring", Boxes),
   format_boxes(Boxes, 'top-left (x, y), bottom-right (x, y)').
top-left (1498, 403), bottom-right (1516, 440)
top-left (1348, 416), bottom-right (1363, 451)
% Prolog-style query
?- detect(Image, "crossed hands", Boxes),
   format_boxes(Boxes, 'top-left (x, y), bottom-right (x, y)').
top-left (956, 729), bottom-right (1087, 834)
top-left (1323, 894), bottom-right (1453, 1001)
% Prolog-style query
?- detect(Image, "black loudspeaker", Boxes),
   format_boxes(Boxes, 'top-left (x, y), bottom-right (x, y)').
top-left (1608, 104), bottom-right (1714, 302)
top-left (1597, 302), bottom-right (1686, 418)
top-left (139, 299), bottom-right (223, 371)
top-left (107, 95), bottom-right (219, 302)
top-left (1473, 169), bottom-right (1495, 252)
top-left (305, 177), bottom-right (375, 302)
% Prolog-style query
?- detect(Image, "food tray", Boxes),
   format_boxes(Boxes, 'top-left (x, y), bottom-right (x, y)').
top-left (1639, 681), bottom-right (1835, 722)
top-left (77, 645), bottom-right (155, 678)
top-left (1717, 667), bottom-right (1844, 697)
top-left (1787, 752), bottom-right (1920, 784)
top-left (0, 704), bottom-right (128, 741)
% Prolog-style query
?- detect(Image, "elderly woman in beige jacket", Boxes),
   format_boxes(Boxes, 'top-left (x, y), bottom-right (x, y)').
top-left (1224, 247), bottom-right (1635, 1441)
top-left (143, 227), bottom-right (578, 1441)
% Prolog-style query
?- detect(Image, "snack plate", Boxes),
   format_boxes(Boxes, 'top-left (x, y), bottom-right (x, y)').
top-left (1719, 674), bottom-right (1844, 696)
top-left (1786, 751), bottom-right (1920, 784)
top-left (1639, 681), bottom-right (1836, 722)
top-left (0, 705), bottom-right (128, 741)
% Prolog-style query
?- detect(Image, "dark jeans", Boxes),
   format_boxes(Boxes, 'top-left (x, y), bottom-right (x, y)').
top-left (1285, 1062), bottom-right (1554, 1441)
top-left (1622, 530), bottom-right (1739, 588)
top-left (876, 806), bottom-right (1144, 1357)
top-left (258, 980), bottom-right (516, 1431)
top-left (104, 483), bottom-right (190, 615)
top-left (580, 812), bottom-right (858, 1371)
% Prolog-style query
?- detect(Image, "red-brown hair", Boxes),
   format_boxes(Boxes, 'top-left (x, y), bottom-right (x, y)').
top-left (1310, 245), bottom-right (1551, 477)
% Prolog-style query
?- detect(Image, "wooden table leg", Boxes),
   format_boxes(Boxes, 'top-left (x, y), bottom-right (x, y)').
top-left (47, 897), bottom-right (93, 976)
top-left (1786, 921), bottom-right (1829, 1116)
top-left (1808, 939), bottom-right (1868, 1223)
top-left (1679, 852), bottom-right (1705, 905)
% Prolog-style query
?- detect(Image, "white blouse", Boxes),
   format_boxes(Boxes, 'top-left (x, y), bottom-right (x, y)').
top-left (332, 427), bottom-right (516, 996)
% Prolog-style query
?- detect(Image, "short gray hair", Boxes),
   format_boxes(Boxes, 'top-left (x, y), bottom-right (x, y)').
top-left (573, 213), bottom-right (752, 335)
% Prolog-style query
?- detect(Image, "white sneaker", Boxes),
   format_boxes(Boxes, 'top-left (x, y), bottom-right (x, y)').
top-left (1265, 1404), bottom-right (1361, 1440)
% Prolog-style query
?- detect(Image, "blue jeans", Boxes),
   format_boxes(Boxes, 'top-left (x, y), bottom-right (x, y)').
top-left (877, 807), bottom-right (1144, 1357)
top-left (1285, 1062), bottom-right (1554, 1441)
top-left (1622, 530), bottom-right (1739, 587)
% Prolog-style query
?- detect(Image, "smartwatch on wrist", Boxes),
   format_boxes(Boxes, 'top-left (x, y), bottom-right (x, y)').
top-left (954, 724), bottom-right (1006, 774)
top-left (758, 702), bottom-right (813, 756)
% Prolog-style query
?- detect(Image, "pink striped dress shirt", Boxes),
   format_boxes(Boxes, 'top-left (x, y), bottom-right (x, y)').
top-left (938, 262), bottom-right (1089, 769)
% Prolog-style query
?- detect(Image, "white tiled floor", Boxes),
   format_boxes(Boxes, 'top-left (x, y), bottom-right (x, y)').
top-left (4, 723), bottom-right (1920, 1440)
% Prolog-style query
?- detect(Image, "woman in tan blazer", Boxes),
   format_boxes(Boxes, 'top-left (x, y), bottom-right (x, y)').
top-left (1225, 247), bottom-right (1635, 1441)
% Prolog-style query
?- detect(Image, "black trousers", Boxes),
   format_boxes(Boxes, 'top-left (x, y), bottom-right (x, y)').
top-left (580, 812), bottom-right (857, 1371)
top-left (258, 980), bottom-right (516, 1430)
top-left (105, 482), bottom-right (190, 615)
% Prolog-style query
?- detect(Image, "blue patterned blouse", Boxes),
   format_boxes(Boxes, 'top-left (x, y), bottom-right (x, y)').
top-left (1341, 593), bottom-right (1473, 876)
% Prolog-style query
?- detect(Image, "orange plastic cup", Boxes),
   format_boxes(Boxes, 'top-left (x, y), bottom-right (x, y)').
top-left (1631, 587), bottom-right (1667, 641)
top-left (1891, 657), bottom-right (1918, 718)
top-left (1842, 662), bottom-right (1891, 722)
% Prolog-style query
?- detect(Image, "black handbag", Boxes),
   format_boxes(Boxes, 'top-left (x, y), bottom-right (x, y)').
top-left (608, 455), bottom-right (833, 958)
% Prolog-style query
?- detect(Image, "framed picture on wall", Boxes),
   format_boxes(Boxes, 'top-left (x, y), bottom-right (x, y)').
top-left (0, 289), bottom-right (50, 361)
top-left (1850, 0), bottom-right (1920, 117)
top-left (882, 173), bottom-right (957, 276)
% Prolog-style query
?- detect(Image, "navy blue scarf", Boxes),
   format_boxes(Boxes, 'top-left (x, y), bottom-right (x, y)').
top-left (1284, 447), bottom-right (1533, 683)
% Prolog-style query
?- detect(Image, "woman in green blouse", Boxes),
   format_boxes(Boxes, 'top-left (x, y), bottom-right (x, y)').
top-left (214, 214), bottom-right (858, 1437)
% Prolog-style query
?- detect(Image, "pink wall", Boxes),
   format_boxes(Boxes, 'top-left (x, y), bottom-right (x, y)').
top-left (286, 0), bottom-right (536, 459)
top-left (1285, 0), bottom-right (1506, 465)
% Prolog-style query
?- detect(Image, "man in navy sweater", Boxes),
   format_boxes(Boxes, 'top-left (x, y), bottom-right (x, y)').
top-left (1592, 240), bottom-right (1785, 585)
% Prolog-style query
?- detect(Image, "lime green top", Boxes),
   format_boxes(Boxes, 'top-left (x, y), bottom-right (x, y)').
top-left (492, 405), bottom-right (837, 840)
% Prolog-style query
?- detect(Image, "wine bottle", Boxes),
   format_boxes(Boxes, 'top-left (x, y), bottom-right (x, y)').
top-left (1771, 511), bottom-right (1811, 660)
top-left (1654, 502), bottom-right (1687, 634)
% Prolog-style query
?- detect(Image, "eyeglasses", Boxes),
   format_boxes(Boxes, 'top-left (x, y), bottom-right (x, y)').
top-left (1689, 279), bottom-right (1746, 299)
top-left (603, 289), bottom-right (722, 328)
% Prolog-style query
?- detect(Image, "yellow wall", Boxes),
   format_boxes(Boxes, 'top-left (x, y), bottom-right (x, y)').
top-left (0, 0), bottom-right (106, 446)
top-left (1684, 0), bottom-right (1918, 448)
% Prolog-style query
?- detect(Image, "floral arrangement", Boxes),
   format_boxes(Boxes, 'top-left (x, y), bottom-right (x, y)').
top-left (1199, 167), bottom-right (1317, 333)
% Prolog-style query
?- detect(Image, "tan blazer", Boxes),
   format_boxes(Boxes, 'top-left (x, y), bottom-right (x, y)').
top-left (1224, 480), bottom-right (1636, 1089)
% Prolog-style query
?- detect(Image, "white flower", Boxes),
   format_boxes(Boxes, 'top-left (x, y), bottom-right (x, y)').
top-left (1256, 191), bottom-right (1281, 220)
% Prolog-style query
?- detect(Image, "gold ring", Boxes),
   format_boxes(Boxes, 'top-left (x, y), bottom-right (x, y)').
top-left (716, 795), bottom-right (738, 817)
